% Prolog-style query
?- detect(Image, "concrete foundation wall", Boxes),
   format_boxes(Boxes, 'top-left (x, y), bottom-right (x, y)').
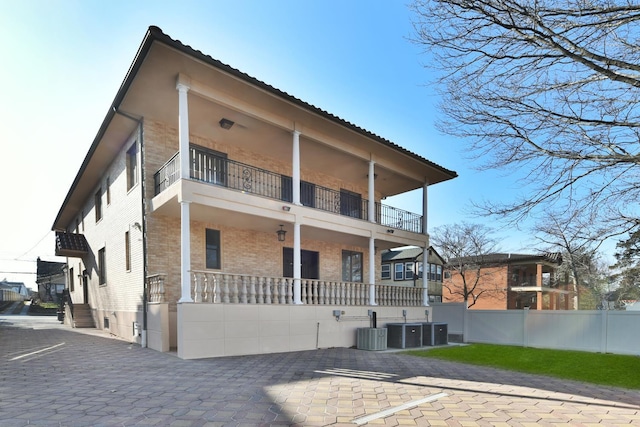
top-left (176, 304), bottom-right (430, 359)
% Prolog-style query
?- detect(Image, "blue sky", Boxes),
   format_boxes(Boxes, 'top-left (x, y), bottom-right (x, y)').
top-left (0, 0), bottom-right (538, 290)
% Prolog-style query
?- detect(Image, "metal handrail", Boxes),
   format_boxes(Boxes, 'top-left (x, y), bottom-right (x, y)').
top-left (154, 146), bottom-right (423, 233)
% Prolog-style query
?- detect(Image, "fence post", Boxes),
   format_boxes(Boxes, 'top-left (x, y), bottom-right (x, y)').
top-left (600, 309), bottom-right (608, 353)
top-left (523, 308), bottom-right (529, 347)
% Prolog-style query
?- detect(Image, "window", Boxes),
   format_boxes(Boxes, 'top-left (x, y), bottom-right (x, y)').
top-left (444, 271), bottom-right (451, 279)
top-left (98, 247), bottom-right (106, 285)
top-left (405, 262), bottom-right (414, 280)
top-left (436, 265), bottom-right (442, 282)
top-left (394, 263), bottom-right (404, 281)
top-left (205, 229), bottom-right (221, 269)
top-left (106, 177), bottom-right (111, 205)
top-left (281, 177), bottom-right (316, 207)
top-left (126, 142), bottom-right (138, 190)
top-left (95, 189), bottom-right (102, 222)
top-left (125, 231), bottom-right (131, 271)
top-left (75, 218), bottom-right (80, 234)
top-left (69, 267), bottom-right (75, 292)
top-left (81, 211), bottom-right (84, 232)
top-left (430, 263), bottom-right (437, 281)
top-left (381, 263), bottom-right (391, 280)
top-left (342, 250), bottom-right (363, 282)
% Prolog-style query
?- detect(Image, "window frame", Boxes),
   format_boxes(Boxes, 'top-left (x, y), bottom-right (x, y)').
top-left (394, 262), bottom-right (404, 281)
top-left (342, 250), bottom-right (363, 283)
top-left (205, 228), bottom-right (221, 270)
top-left (126, 142), bottom-right (138, 191)
top-left (98, 247), bottom-right (106, 285)
top-left (125, 231), bottom-right (131, 271)
top-left (381, 263), bottom-right (391, 280)
top-left (404, 262), bottom-right (414, 280)
top-left (95, 189), bottom-right (102, 222)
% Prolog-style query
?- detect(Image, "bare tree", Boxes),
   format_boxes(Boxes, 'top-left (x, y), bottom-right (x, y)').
top-left (431, 223), bottom-right (502, 307)
top-left (533, 209), bottom-right (610, 308)
top-left (411, 1), bottom-right (640, 236)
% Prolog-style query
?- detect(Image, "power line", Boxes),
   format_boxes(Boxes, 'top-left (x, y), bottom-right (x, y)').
top-left (0, 271), bottom-right (37, 275)
top-left (14, 231), bottom-right (54, 261)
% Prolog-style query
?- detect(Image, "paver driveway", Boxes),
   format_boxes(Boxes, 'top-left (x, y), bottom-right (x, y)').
top-left (1, 314), bottom-right (639, 426)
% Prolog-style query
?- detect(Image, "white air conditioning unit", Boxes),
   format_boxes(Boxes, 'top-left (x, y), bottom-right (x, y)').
top-left (357, 328), bottom-right (388, 351)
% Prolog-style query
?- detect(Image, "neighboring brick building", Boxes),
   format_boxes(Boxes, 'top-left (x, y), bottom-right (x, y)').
top-left (443, 253), bottom-right (572, 310)
top-left (52, 26), bottom-right (457, 358)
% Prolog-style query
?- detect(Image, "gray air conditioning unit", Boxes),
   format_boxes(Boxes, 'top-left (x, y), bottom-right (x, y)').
top-left (422, 322), bottom-right (448, 346)
top-left (357, 328), bottom-right (388, 351)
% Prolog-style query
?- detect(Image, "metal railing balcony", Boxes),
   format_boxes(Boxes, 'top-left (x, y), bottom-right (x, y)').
top-left (154, 146), bottom-right (423, 233)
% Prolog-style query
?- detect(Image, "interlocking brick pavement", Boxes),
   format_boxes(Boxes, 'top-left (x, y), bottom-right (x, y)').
top-left (1, 314), bottom-right (639, 426)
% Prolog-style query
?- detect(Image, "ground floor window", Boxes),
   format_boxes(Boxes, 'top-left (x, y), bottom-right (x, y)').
top-left (98, 247), bottom-right (106, 285)
top-left (206, 229), bottom-right (221, 269)
top-left (342, 250), bottom-right (363, 282)
top-left (381, 263), bottom-right (391, 280)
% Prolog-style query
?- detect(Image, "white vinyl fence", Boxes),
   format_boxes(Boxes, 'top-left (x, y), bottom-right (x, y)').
top-left (431, 303), bottom-right (640, 356)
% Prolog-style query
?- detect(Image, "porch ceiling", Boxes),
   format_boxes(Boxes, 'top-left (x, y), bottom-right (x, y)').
top-left (119, 43), bottom-right (446, 197)
top-left (151, 191), bottom-right (417, 251)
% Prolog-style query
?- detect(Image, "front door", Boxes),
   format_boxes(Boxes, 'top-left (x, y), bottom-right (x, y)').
top-left (283, 248), bottom-right (319, 279)
top-left (82, 274), bottom-right (89, 304)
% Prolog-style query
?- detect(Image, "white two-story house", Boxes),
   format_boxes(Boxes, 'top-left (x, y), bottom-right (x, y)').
top-left (52, 26), bottom-right (457, 359)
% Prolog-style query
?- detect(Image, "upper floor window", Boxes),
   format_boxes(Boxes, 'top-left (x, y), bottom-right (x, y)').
top-left (127, 142), bottom-right (138, 190)
top-left (95, 189), bottom-right (102, 222)
top-left (106, 176), bottom-right (111, 205)
top-left (342, 250), bottom-right (363, 283)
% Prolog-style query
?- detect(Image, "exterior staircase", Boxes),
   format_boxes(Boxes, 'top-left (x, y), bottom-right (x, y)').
top-left (71, 304), bottom-right (95, 328)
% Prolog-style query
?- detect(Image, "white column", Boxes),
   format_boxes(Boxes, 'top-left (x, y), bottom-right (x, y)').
top-left (422, 246), bottom-right (430, 307)
top-left (177, 83), bottom-right (190, 180)
top-left (292, 130), bottom-right (301, 206)
top-left (369, 237), bottom-right (377, 305)
top-left (368, 161), bottom-right (376, 223)
top-left (422, 182), bottom-right (429, 306)
top-left (422, 182), bottom-right (428, 235)
top-left (293, 221), bottom-right (302, 304)
top-left (179, 201), bottom-right (193, 303)
top-left (177, 81), bottom-right (193, 303)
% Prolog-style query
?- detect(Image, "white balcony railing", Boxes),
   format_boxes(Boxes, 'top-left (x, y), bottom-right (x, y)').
top-left (189, 271), bottom-right (424, 306)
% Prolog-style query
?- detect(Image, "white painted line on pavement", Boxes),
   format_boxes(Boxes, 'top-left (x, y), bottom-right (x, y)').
top-left (10, 342), bottom-right (65, 361)
top-left (351, 392), bottom-right (448, 425)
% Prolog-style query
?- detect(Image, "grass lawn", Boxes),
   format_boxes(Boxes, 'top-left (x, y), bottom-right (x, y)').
top-left (405, 344), bottom-right (640, 390)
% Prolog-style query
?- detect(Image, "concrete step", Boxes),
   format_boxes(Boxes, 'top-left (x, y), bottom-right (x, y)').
top-left (71, 304), bottom-right (95, 328)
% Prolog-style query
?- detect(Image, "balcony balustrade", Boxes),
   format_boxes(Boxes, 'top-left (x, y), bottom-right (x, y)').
top-left (188, 271), bottom-right (424, 306)
top-left (154, 146), bottom-right (423, 233)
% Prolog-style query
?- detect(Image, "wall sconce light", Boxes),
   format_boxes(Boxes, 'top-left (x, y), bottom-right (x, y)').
top-left (276, 225), bottom-right (287, 242)
top-left (219, 118), bottom-right (234, 130)
top-left (282, 205), bottom-right (291, 211)
top-left (387, 229), bottom-right (394, 234)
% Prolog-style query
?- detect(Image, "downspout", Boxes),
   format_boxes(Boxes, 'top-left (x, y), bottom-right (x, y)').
top-left (113, 107), bottom-right (148, 348)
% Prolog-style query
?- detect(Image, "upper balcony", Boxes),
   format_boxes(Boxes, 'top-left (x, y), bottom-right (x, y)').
top-left (154, 145), bottom-right (423, 234)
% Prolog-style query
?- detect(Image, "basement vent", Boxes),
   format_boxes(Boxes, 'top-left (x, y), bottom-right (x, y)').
top-left (104, 317), bottom-right (110, 329)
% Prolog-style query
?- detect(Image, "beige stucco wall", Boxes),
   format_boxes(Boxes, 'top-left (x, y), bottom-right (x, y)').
top-left (177, 303), bottom-right (430, 359)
